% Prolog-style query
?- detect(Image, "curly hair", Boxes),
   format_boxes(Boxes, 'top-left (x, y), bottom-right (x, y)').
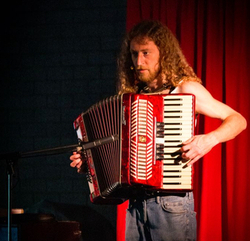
top-left (117, 20), bottom-right (201, 94)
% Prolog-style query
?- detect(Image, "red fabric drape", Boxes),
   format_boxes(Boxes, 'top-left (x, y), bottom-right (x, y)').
top-left (117, 0), bottom-right (250, 240)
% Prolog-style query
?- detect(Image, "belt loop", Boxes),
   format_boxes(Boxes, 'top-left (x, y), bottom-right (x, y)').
top-left (156, 196), bottom-right (160, 204)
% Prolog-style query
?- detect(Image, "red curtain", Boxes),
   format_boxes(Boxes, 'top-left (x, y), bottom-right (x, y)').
top-left (117, 0), bottom-right (250, 240)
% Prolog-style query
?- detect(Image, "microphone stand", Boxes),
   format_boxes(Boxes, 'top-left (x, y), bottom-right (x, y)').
top-left (0, 134), bottom-right (118, 241)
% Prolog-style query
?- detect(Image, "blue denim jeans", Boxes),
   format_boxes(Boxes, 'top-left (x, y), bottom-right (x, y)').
top-left (125, 192), bottom-right (196, 241)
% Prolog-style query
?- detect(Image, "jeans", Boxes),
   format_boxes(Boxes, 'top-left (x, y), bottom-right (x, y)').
top-left (125, 192), bottom-right (196, 241)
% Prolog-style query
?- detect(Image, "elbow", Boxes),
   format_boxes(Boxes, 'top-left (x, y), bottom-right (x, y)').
top-left (241, 115), bottom-right (247, 131)
top-left (237, 113), bottom-right (247, 132)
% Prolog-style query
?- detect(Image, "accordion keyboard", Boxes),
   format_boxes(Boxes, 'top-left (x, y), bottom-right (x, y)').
top-left (159, 95), bottom-right (194, 190)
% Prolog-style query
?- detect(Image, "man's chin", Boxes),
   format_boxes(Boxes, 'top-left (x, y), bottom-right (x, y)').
top-left (138, 76), bottom-right (154, 83)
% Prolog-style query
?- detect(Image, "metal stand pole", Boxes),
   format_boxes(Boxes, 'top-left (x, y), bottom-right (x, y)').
top-left (6, 159), bottom-right (15, 241)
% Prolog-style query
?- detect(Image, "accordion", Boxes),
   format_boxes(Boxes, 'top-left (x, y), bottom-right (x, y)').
top-left (73, 93), bottom-right (195, 204)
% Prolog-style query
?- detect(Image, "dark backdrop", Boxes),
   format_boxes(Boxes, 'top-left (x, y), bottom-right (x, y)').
top-left (0, 0), bottom-right (126, 240)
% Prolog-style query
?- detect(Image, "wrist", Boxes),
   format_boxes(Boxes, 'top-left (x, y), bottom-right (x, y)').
top-left (207, 131), bottom-right (220, 147)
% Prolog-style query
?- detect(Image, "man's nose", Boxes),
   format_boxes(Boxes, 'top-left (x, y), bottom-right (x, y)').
top-left (136, 53), bottom-right (144, 66)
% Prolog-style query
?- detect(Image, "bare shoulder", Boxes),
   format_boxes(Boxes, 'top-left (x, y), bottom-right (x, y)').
top-left (174, 79), bottom-right (209, 96)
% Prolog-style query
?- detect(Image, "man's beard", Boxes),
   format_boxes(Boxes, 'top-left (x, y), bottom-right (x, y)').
top-left (136, 67), bottom-right (160, 83)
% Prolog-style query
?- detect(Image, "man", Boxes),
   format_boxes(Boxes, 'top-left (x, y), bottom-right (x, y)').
top-left (70, 20), bottom-right (246, 241)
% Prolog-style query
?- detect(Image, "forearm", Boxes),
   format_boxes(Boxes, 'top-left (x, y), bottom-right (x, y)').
top-left (181, 112), bottom-right (246, 165)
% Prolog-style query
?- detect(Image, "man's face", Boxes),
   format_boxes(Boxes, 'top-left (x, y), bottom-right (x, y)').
top-left (130, 38), bottom-right (160, 84)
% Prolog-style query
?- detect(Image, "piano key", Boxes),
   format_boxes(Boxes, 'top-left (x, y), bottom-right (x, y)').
top-left (163, 165), bottom-right (192, 171)
top-left (163, 130), bottom-right (192, 135)
top-left (162, 184), bottom-right (192, 189)
top-left (163, 172), bottom-right (192, 176)
top-left (163, 177), bottom-right (192, 182)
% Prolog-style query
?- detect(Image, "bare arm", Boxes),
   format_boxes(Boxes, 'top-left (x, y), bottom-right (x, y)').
top-left (174, 81), bottom-right (247, 165)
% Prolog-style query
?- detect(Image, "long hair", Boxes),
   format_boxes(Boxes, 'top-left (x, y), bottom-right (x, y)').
top-left (117, 20), bottom-right (201, 94)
